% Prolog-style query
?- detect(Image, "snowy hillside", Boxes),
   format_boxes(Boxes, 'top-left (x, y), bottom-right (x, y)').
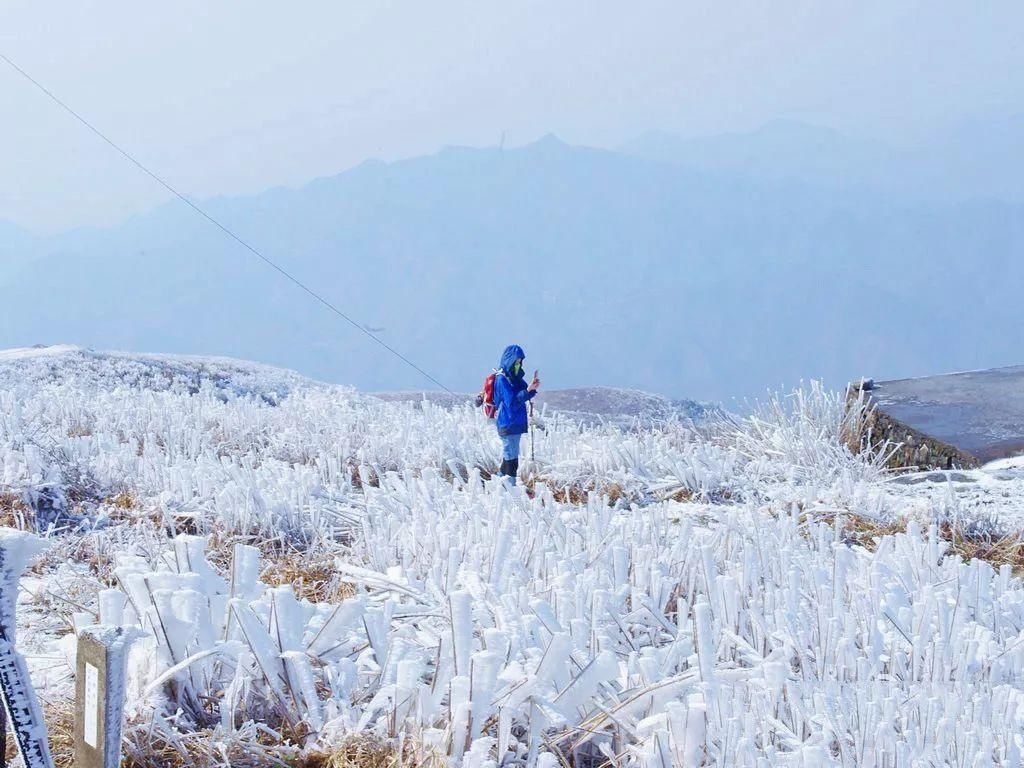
top-left (0, 345), bottom-right (319, 401)
top-left (3, 347), bottom-right (1024, 767)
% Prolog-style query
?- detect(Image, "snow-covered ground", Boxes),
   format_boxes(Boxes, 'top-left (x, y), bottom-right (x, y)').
top-left (2, 346), bottom-right (1024, 767)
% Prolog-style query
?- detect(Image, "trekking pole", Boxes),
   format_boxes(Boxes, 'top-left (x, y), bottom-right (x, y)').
top-left (529, 401), bottom-right (536, 462)
top-left (529, 369), bottom-right (538, 464)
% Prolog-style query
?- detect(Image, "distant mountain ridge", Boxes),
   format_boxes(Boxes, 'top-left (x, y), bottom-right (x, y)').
top-left (1, 124), bottom-right (1022, 402)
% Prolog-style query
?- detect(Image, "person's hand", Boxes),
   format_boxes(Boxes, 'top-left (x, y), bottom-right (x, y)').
top-left (528, 371), bottom-right (540, 392)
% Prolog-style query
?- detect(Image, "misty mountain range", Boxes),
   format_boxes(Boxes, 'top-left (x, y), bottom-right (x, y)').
top-left (1, 120), bottom-right (1022, 404)
top-left (622, 117), bottom-right (1024, 205)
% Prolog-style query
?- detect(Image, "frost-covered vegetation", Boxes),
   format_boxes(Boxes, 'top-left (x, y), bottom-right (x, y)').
top-left (4, 347), bottom-right (1024, 767)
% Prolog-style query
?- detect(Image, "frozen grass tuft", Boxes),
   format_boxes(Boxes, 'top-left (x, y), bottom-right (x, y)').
top-left (730, 380), bottom-right (894, 488)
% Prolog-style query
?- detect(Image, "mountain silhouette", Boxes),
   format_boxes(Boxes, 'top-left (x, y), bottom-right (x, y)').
top-left (1, 129), bottom-right (1021, 402)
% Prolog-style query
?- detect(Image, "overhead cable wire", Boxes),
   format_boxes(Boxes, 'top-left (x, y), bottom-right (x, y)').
top-left (0, 51), bottom-right (454, 394)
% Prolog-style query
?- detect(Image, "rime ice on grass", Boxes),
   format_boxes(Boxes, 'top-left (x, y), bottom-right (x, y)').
top-left (3, 347), bottom-right (1024, 766)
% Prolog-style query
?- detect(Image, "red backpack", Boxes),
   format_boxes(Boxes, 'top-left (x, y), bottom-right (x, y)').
top-left (477, 371), bottom-right (501, 419)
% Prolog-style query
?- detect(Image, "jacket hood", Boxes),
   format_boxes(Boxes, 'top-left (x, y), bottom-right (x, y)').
top-left (499, 344), bottom-right (526, 377)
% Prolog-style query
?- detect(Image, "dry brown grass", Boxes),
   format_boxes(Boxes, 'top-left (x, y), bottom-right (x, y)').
top-left (819, 511), bottom-right (1024, 576)
top-left (301, 736), bottom-right (400, 768)
top-left (0, 489), bottom-right (30, 529)
top-left (43, 697), bottom-right (77, 768)
top-left (348, 462), bottom-right (385, 491)
top-left (201, 527), bottom-right (237, 573)
top-left (195, 527), bottom-right (355, 604)
top-left (99, 490), bottom-right (151, 528)
top-left (934, 521), bottom-right (1024, 574)
top-left (524, 477), bottom-right (628, 505)
top-left (3, 725), bottom-right (12, 764)
top-left (118, 730), bottom-right (408, 768)
top-left (261, 549), bottom-right (356, 604)
top-left (6, 698), bottom-right (80, 767)
top-left (107, 490), bottom-right (139, 510)
top-left (818, 511), bottom-right (906, 547)
top-left (666, 488), bottom-right (696, 503)
top-left (122, 725), bottom-right (298, 768)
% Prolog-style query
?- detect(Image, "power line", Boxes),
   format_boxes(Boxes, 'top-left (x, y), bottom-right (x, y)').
top-left (0, 51), bottom-right (455, 395)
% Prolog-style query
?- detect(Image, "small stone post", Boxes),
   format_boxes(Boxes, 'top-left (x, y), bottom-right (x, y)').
top-left (75, 626), bottom-right (134, 768)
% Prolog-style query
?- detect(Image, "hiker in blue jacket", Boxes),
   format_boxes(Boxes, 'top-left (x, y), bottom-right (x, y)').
top-left (494, 344), bottom-right (540, 485)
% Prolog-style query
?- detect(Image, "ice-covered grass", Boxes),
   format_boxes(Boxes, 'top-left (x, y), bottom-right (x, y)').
top-left (3, 347), bottom-right (1024, 766)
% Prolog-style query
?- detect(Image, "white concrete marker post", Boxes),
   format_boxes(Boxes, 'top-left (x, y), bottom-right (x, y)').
top-left (0, 529), bottom-right (55, 768)
top-left (75, 626), bottom-right (136, 768)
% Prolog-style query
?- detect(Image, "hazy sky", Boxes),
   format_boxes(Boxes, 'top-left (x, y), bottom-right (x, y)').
top-left (2, 1), bottom-right (1022, 232)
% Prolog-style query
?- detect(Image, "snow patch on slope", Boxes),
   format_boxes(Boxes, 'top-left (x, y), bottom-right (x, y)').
top-left (0, 345), bottom-right (326, 403)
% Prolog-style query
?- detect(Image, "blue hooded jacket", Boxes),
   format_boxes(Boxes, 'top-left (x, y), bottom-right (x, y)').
top-left (494, 344), bottom-right (536, 436)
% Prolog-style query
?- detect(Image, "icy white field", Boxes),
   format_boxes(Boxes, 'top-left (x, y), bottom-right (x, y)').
top-left (3, 347), bottom-right (1024, 767)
